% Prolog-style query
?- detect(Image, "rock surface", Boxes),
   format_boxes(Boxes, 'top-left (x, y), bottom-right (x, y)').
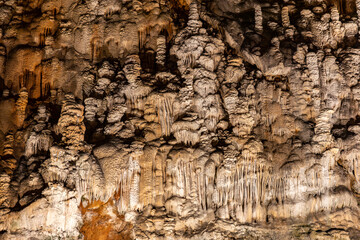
top-left (1, 0), bottom-right (360, 239)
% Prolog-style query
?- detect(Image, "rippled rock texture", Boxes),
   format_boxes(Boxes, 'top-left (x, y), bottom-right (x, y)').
top-left (1, 0), bottom-right (360, 239)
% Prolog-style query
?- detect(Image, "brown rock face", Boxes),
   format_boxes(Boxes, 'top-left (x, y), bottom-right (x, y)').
top-left (2, 0), bottom-right (360, 239)
top-left (80, 199), bottom-right (132, 240)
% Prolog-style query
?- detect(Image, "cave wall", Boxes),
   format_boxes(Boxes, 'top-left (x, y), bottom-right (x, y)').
top-left (1, 0), bottom-right (360, 239)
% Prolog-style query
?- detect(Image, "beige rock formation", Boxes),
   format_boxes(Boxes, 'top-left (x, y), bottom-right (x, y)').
top-left (1, 0), bottom-right (360, 239)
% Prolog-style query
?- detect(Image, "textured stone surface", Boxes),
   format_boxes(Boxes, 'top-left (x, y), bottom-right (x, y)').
top-left (1, 0), bottom-right (360, 239)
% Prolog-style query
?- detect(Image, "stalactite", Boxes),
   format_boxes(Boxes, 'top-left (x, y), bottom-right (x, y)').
top-left (91, 38), bottom-right (103, 62)
top-left (105, 9), bottom-right (112, 19)
top-left (19, 69), bottom-right (36, 92)
top-left (25, 133), bottom-right (52, 158)
top-left (161, 22), bottom-right (175, 41)
top-left (158, 96), bottom-right (174, 136)
top-left (164, 157), bottom-right (203, 211)
top-left (115, 158), bottom-right (142, 213)
top-left (182, 53), bottom-right (196, 68)
top-left (39, 33), bottom-right (45, 47)
top-left (138, 26), bottom-right (152, 51)
top-left (124, 87), bottom-right (151, 110)
top-left (138, 29), bottom-right (144, 51)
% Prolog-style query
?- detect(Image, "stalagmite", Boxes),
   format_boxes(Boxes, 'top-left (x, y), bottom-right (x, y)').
top-left (306, 52), bottom-right (321, 117)
top-left (357, 0), bottom-right (360, 27)
top-left (3, 134), bottom-right (14, 156)
top-left (15, 88), bottom-right (28, 127)
top-left (156, 35), bottom-right (167, 69)
top-left (282, 6), bottom-right (290, 28)
top-left (0, 172), bottom-right (13, 210)
top-left (188, 1), bottom-right (202, 29)
top-left (254, 4), bottom-right (263, 34)
top-left (57, 94), bottom-right (86, 148)
top-left (330, 6), bottom-right (344, 44)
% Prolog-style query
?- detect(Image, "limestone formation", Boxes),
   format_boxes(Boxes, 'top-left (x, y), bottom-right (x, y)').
top-left (1, 0), bottom-right (360, 239)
